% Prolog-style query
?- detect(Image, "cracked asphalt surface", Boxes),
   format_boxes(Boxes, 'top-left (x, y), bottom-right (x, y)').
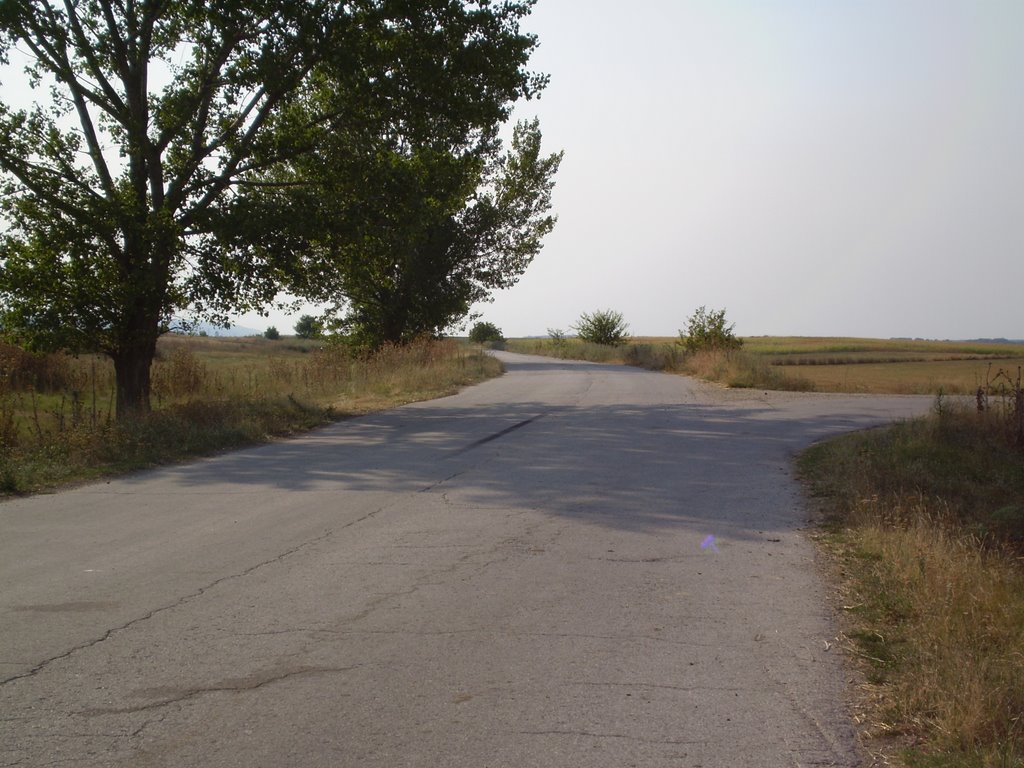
top-left (0, 351), bottom-right (933, 767)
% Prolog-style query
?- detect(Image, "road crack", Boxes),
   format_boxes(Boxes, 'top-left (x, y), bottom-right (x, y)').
top-left (82, 665), bottom-right (358, 716)
top-left (0, 499), bottom-right (396, 688)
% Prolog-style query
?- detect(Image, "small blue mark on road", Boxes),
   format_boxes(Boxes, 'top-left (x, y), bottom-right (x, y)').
top-left (701, 535), bottom-right (719, 553)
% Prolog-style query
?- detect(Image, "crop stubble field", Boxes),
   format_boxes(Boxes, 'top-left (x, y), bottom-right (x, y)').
top-left (740, 336), bottom-right (1024, 394)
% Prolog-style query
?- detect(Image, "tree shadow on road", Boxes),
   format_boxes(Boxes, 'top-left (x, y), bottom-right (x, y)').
top-left (136, 356), bottom-right (926, 540)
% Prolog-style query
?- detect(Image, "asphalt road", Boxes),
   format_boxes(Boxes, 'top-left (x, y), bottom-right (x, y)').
top-left (0, 351), bottom-right (933, 767)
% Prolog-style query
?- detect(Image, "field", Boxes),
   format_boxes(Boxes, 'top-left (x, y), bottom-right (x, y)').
top-left (507, 336), bottom-right (1024, 395)
top-left (742, 337), bottom-right (1023, 394)
top-left (0, 335), bottom-right (502, 494)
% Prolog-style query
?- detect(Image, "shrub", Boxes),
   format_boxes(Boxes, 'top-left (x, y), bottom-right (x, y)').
top-left (264, 326), bottom-right (280, 340)
top-left (0, 342), bottom-right (79, 392)
top-left (572, 309), bottom-right (629, 346)
top-left (680, 306), bottom-right (742, 352)
top-left (545, 328), bottom-right (568, 356)
top-left (468, 321), bottom-right (504, 344)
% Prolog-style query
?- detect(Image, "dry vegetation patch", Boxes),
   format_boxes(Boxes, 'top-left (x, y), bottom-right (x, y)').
top-left (0, 336), bottom-right (501, 494)
top-left (800, 401), bottom-right (1024, 767)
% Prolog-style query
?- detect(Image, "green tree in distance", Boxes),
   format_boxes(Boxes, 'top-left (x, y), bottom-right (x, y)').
top-left (680, 306), bottom-right (743, 352)
top-left (468, 321), bottom-right (504, 344)
top-left (0, 0), bottom-right (545, 417)
top-left (293, 315), bottom-right (322, 340)
top-left (264, 326), bottom-right (280, 341)
top-left (573, 309), bottom-right (629, 346)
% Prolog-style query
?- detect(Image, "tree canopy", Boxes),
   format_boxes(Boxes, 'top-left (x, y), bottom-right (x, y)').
top-left (223, 40), bottom-right (562, 352)
top-left (468, 321), bottom-right (504, 344)
top-left (0, 0), bottom-right (547, 416)
top-left (280, 119), bottom-right (560, 348)
top-left (293, 315), bottom-right (322, 340)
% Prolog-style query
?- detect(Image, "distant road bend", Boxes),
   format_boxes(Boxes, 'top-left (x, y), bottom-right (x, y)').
top-left (0, 351), bottom-right (932, 767)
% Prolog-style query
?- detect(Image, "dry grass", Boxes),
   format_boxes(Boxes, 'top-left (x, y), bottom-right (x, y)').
top-left (0, 336), bottom-right (502, 494)
top-left (505, 338), bottom-right (816, 391)
top-left (800, 403), bottom-right (1024, 767)
top-left (507, 336), bottom-right (1024, 396)
top-left (505, 337), bottom-right (625, 363)
top-left (675, 348), bottom-right (816, 390)
top-left (860, 520), bottom-right (1023, 752)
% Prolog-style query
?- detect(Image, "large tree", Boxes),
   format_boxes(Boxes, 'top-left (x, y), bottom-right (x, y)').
top-left (0, 0), bottom-right (544, 417)
top-left (274, 118), bottom-right (561, 347)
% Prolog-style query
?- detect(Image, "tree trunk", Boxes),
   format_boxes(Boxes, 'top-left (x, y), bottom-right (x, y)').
top-left (379, 298), bottom-right (408, 346)
top-left (111, 219), bottom-right (173, 420)
top-left (112, 332), bottom-right (158, 420)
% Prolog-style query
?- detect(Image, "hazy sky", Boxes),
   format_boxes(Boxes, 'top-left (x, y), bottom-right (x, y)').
top-left (452, 0), bottom-right (1023, 339)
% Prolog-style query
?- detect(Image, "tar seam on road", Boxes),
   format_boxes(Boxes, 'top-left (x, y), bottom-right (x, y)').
top-left (448, 415), bottom-right (543, 457)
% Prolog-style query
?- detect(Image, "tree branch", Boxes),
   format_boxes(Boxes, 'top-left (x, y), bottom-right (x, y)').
top-left (0, 155), bottom-right (107, 236)
top-left (176, 91), bottom-right (281, 223)
top-left (22, 9), bottom-right (118, 198)
top-left (46, 151), bottom-right (109, 204)
top-left (96, 0), bottom-right (133, 86)
top-left (62, 0), bottom-right (128, 118)
top-left (232, 178), bottom-right (319, 189)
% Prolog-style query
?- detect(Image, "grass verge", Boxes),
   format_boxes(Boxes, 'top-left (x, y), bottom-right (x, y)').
top-left (798, 402), bottom-right (1024, 767)
top-left (0, 338), bottom-right (502, 495)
